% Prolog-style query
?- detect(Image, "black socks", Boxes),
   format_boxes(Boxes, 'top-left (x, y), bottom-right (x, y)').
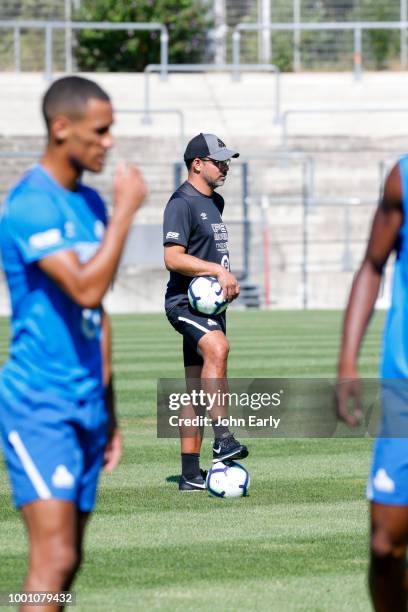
top-left (212, 421), bottom-right (230, 439)
top-left (181, 453), bottom-right (200, 479)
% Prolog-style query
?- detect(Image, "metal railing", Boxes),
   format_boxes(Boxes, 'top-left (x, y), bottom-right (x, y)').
top-left (281, 108), bottom-right (408, 150)
top-left (0, 20), bottom-right (169, 80)
top-left (237, 152), bottom-right (315, 308)
top-left (117, 108), bottom-right (186, 156)
top-left (143, 63), bottom-right (281, 124)
top-left (233, 21), bottom-right (408, 80)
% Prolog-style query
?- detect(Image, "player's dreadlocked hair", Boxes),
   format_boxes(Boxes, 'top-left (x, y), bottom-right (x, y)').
top-left (42, 75), bottom-right (110, 132)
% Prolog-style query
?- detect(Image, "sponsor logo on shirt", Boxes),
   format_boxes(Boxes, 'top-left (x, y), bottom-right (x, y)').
top-left (373, 468), bottom-right (395, 493)
top-left (221, 255), bottom-right (230, 270)
top-left (200, 212), bottom-right (208, 220)
top-left (211, 223), bottom-right (228, 241)
top-left (64, 221), bottom-right (75, 238)
top-left (166, 231), bottom-right (180, 240)
top-left (80, 308), bottom-right (101, 340)
top-left (29, 228), bottom-right (62, 249)
top-left (52, 465), bottom-right (75, 489)
top-left (94, 220), bottom-right (105, 239)
top-left (207, 319), bottom-right (217, 327)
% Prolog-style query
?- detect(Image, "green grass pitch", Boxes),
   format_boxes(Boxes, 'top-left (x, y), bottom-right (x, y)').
top-left (0, 310), bottom-right (385, 611)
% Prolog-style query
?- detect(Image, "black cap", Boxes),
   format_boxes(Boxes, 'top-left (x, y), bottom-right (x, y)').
top-left (184, 133), bottom-right (240, 163)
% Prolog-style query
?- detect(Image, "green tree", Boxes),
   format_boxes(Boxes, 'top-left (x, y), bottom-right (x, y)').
top-left (353, 0), bottom-right (399, 69)
top-left (75, 0), bottom-right (212, 72)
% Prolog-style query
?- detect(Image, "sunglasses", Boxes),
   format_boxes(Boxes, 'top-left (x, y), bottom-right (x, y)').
top-left (200, 157), bottom-right (231, 169)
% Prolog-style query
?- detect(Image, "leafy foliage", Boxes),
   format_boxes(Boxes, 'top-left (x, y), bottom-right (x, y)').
top-left (74, 0), bottom-right (212, 72)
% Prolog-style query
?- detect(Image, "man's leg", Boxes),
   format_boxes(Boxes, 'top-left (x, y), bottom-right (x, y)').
top-left (369, 502), bottom-right (408, 611)
top-left (20, 500), bottom-right (81, 612)
top-left (198, 331), bottom-right (248, 462)
top-left (198, 330), bottom-right (229, 433)
top-left (198, 330), bottom-right (229, 379)
top-left (179, 365), bottom-right (206, 490)
top-left (62, 511), bottom-right (91, 591)
top-left (181, 365), bottom-right (204, 456)
top-left (171, 307), bottom-right (247, 485)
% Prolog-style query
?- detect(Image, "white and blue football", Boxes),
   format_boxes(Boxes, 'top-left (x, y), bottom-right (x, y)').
top-left (206, 461), bottom-right (250, 498)
top-left (188, 276), bottom-right (228, 315)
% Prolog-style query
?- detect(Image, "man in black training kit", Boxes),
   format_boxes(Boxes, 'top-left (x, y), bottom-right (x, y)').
top-left (163, 133), bottom-right (249, 491)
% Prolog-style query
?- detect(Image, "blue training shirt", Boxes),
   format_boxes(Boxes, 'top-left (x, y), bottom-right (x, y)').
top-left (381, 155), bottom-right (408, 378)
top-left (0, 164), bottom-right (107, 403)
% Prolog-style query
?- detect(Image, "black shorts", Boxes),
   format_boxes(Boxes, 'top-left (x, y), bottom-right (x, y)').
top-left (166, 300), bottom-right (226, 368)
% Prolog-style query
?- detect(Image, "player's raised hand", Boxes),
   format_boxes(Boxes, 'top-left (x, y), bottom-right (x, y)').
top-left (335, 373), bottom-right (363, 427)
top-left (113, 163), bottom-right (148, 218)
top-left (216, 267), bottom-right (240, 302)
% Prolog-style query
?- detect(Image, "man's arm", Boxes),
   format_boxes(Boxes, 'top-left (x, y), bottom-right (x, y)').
top-left (39, 165), bottom-right (147, 308)
top-left (164, 244), bottom-right (240, 301)
top-left (101, 309), bottom-right (121, 473)
top-left (337, 163), bottom-right (404, 422)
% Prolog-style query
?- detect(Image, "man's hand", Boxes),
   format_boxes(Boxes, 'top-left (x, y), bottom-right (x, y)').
top-left (104, 427), bottom-right (122, 473)
top-left (216, 267), bottom-right (240, 302)
top-left (113, 163), bottom-right (148, 219)
top-left (336, 368), bottom-right (363, 427)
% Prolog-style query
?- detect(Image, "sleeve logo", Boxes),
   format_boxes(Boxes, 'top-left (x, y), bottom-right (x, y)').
top-left (29, 228), bottom-right (62, 249)
top-left (166, 231), bottom-right (180, 239)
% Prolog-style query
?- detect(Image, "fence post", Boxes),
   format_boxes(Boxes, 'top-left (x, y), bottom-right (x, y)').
top-left (142, 68), bottom-right (152, 124)
top-left (301, 161), bottom-right (309, 309)
top-left (242, 162), bottom-right (250, 281)
top-left (293, 0), bottom-right (301, 71)
top-left (401, 0), bottom-right (408, 68)
top-left (160, 28), bottom-right (168, 80)
top-left (14, 26), bottom-right (21, 72)
top-left (282, 111), bottom-right (289, 150)
top-left (65, 0), bottom-right (72, 73)
top-left (261, 195), bottom-right (271, 307)
top-left (214, 0), bottom-right (227, 64)
top-left (353, 27), bottom-right (363, 81)
top-left (258, 0), bottom-right (271, 63)
top-left (274, 68), bottom-right (281, 124)
top-left (45, 25), bottom-right (53, 81)
top-left (232, 31), bottom-right (241, 81)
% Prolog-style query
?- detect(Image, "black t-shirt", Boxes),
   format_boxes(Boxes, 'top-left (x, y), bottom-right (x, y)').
top-left (163, 181), bottom-right (230, 312)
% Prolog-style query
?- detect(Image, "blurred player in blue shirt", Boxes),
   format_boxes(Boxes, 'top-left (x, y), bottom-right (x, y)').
top-left (0, 76), bottom-right (146, 607)
top-left (337, 158), bottom-right (408, 611)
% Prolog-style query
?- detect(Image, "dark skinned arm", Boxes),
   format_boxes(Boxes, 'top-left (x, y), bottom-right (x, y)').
top-left (336, 163), bottom-right (403, 424)
top-left (101, 309), bottom-right (122, 473)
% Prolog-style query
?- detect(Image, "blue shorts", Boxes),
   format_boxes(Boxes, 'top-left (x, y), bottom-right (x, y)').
top-left (0, 385), bottom-right (108, 511)
top-left (367, 381), bottom-right (408, 505)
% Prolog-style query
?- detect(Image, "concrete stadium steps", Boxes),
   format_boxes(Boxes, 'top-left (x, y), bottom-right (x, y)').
top-left (282, 139), bottom-right (403, 201)
top-left (0, 135), bottom-right (397, 213)
top-left (1, 70), bottom-right (405, 310)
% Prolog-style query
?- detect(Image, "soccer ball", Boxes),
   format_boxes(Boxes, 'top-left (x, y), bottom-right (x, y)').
top-left (206, 461), bottom-right (250, 498)
top-left (188, 276), bottom-right (228, 315)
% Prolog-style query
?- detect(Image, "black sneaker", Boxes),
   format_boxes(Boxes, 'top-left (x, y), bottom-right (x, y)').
top-left (212, 433), bottom-right (249, 463)
top-left (179, 470), bottom-right (207, 492)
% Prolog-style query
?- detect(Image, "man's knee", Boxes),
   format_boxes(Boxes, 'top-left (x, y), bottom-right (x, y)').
top-left (202, 336), bottom-right (229, 364)
top-left (39, 543), bottom-right (81, 580)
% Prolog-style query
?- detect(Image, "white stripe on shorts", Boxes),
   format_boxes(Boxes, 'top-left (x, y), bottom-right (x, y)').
top-left (8, 431), bottom-right (52, 500)
top-left (178, 316), bottom-right (210, 334)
